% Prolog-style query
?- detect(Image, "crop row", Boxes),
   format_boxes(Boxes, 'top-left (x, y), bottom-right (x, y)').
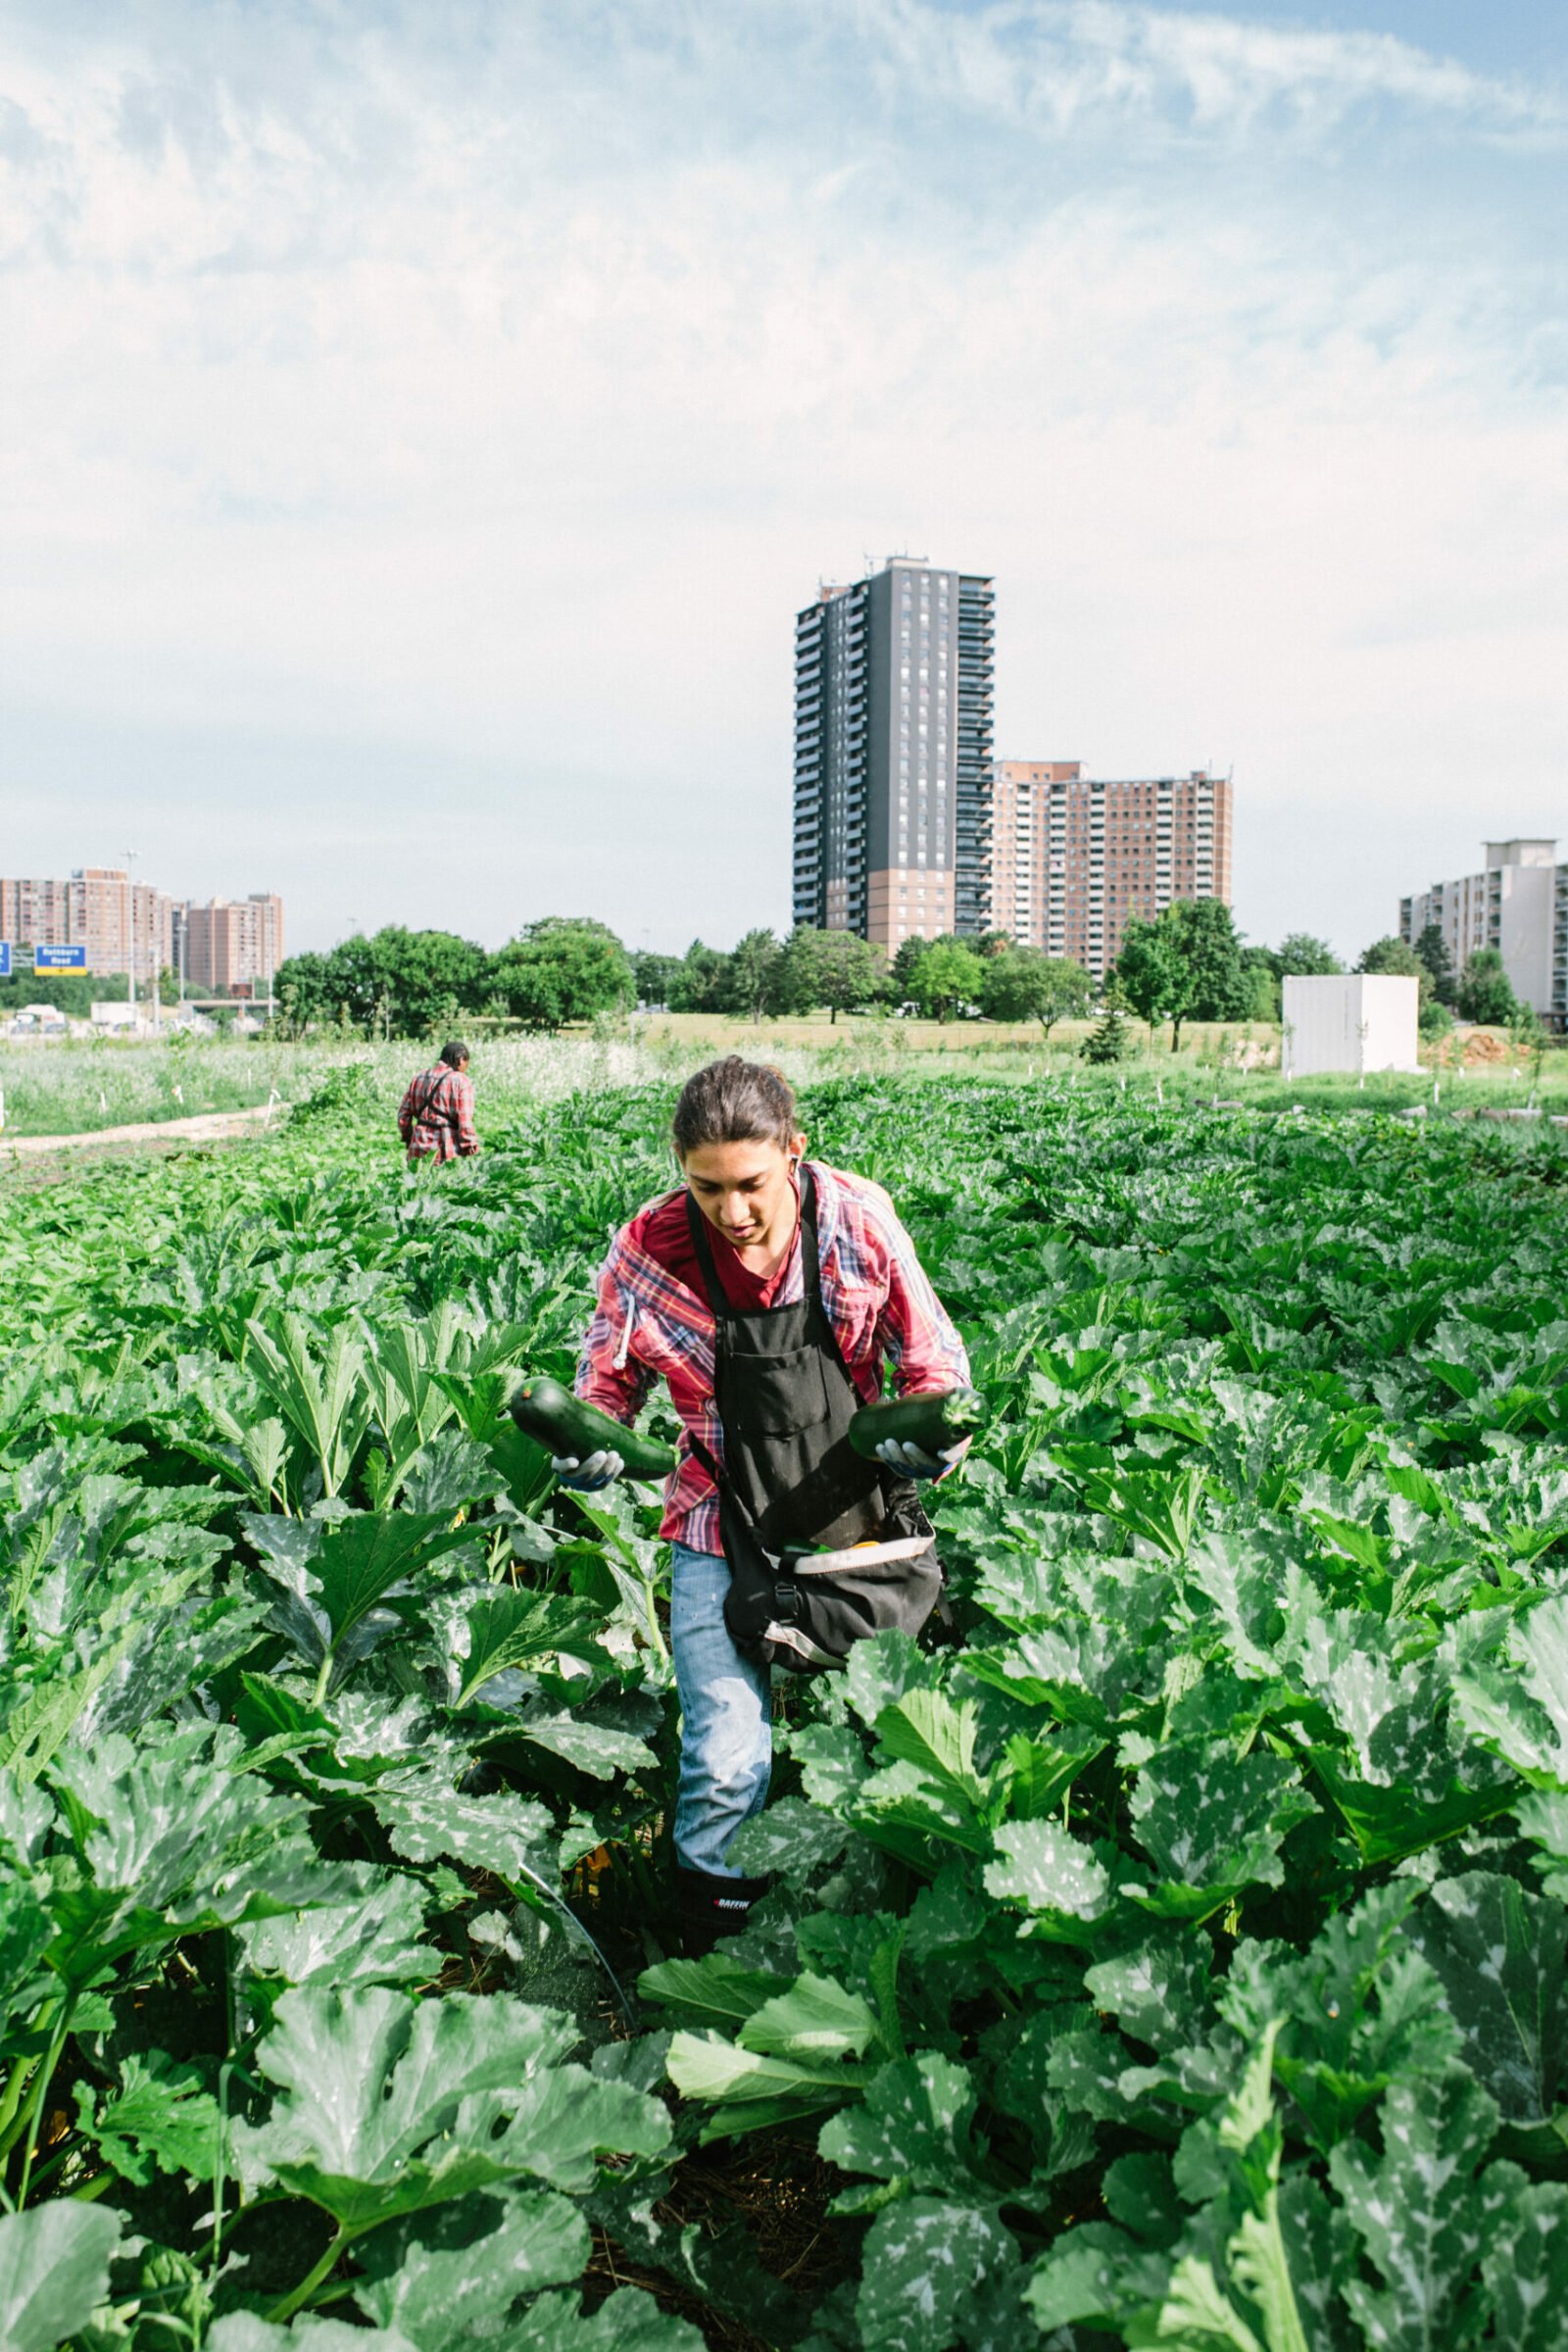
top-left (3, 1081), bottom-right (1568, 2349)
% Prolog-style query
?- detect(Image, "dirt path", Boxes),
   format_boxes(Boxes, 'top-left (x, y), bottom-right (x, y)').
top-left (0, 1102), bottom-right (286, 1164)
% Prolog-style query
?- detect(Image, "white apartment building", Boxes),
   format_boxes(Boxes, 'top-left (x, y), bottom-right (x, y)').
top-left (1400, 840), bottom-right (1568, 1024)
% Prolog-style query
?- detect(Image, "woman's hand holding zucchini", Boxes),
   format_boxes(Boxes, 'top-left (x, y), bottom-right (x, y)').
top-left (509, 1374), bottom-right (675, 1487)
top-left (871, 1434), bottom-right (965, 1481)
top-left (850, 1385), bottom-right (985, 1482)
top-left (552, 1446), bottom-right (624, 1492)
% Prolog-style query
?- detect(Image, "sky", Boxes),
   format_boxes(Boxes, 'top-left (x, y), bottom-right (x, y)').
top-left (1, 1), bottom-right (1564, 960)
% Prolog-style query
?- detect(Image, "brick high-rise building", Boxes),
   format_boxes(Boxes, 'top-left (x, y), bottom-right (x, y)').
top-left (0, 867), bottom-right (173, 977)
top-left (793, 557), bottom-right (995, 952)
top-left (181, 895), bottom-right (285, 996)
top-left (989, 764), bottom-right (1234, 979)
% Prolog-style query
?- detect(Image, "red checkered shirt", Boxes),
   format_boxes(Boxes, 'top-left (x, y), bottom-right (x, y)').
top-left (575, 1160), bottom-right (970, 1555)
top-left (398, 1064), bottom-right (479, 1162)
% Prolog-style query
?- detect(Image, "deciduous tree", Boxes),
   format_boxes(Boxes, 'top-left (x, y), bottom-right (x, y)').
top-left (907, 937), bottom-right (985, 1022)
top-left (979, 948), bottom-right (1093, 1035)
top-left (1456, 947), bottom-right (1516, 1027)
top-left (782, 927), bottom-right (889, 1023)
top-left (490, 918), bottom-right (634, 1031)
top-left (720, 930), bottom-right (787, 1024)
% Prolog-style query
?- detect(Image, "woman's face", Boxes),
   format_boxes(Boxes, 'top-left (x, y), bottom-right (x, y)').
top-left (680, 1132), bottom-right (807, 1250)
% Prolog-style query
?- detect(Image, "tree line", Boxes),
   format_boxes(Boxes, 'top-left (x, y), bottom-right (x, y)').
top-left (268, 906), bottom-right (1531, 1046)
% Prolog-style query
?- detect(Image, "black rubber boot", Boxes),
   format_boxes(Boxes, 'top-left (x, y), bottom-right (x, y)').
top-left (674, 1864), bottom-right (770, 1957)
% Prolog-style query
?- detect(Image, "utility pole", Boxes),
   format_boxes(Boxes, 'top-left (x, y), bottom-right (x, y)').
top-left (122, 850), bottom-right (138, 1023)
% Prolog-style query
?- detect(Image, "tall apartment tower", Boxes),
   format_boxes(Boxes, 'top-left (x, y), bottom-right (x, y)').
top-left (989, 763), bottom-right (1234, 980)
top-left (1400, 840), bottom-right (1567, 1022)
top-left (0, 867), bottom-right (173, 976)
top-left (181, 894), bottom-right (286, 996)
top-left (793, 558), bottom-right (995, 951)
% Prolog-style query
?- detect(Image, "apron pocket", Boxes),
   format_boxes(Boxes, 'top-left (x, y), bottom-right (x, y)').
top-left (728, 1345), bottom-right (833, 1439)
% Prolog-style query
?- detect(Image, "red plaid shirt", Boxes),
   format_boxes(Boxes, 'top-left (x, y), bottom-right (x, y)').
top-left (576, 1161), bottom-right (970, 1554)
top-left (398, 1064), bottom-right (479, 1162)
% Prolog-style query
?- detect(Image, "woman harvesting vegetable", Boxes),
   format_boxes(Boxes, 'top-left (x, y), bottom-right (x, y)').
top-left (552, 1055), bottom-right (972, 1950)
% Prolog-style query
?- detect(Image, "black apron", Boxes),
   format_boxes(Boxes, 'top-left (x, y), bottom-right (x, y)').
top-left (684, 1167), bottom-right (942, 1671)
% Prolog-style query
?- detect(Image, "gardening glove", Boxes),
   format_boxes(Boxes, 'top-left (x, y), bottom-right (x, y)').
top-left (552, 1449), bottom-right (624, 1492)
top-left (873, 1437), bottom-right (967, 1483)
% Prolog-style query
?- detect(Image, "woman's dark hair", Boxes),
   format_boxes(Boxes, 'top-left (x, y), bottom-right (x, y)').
top-left (672, 1056), bottom-right (799, 1156)
top-left (439, 1041), bottom-right (470, 1069)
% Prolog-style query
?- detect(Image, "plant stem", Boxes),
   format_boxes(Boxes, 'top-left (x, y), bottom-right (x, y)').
top-left (0, 2052), bottom-right (34, 2152)
top-left (14, 2000), bottom-right (74, 2206)
top-left (265, 2222), bottom-right (355, 2325)
top-left (311, 1650), bottom-right (334, 1706)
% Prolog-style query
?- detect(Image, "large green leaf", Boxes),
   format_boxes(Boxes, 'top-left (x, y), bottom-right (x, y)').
top-left (818, 2053), bottom-right (983, 2200)
top-left (983, 1820), bottom-right (1128, 1942)
top-left (1406, 1870), bottom-right (1566, 2136)
top-left (238, 1864), bottom-right (435, 1988)
top-left (244, 1312), bottom-right (373, 1497)
top-left (1482, 2181), bottom-right (1568, 2352)
top-left (1128, 1740), bottom-right (1317, 1920)
top-left (236, 1984), bottom-right (664, 2230)
top-left (352, 2187), bottom-right (588, 2340)
top-left (74, 2048), bottom-right (223, 2185)
top-left (47, 1723), bottom-right (359, 1983)
top-left (0, 2206), bottom-right (122, 2352)
top-left (450, 1587), bottom-right (604, 1706)
top-left (370, 1773), bottom-right (556, 1886)
top-left (664, 2030), bottom-right (869, 2140)
top-left (1328, 2067), bottom-right (1517, 2352)
top-left (853, 2195), bottom-right (1018, 2352)
top-left (1454, 1594), bottom-right (1568, 1784)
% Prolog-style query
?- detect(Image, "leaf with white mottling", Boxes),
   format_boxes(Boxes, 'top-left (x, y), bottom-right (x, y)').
top-left (1515, 1788), bottom-right (1568, 1902)
top-left (354, 2185), bottom-right (588, 2341)
top-left (1128, 1740), bottom-right (1317, 1921)
top-left (238, 1864), bottom-right (434, 1986)
top-left (983, 1820), bottom-right (1126, 1941)
top-left (208, 2322), bottom-right (419, 2352)
top-left (728, 1794), bottom-right (848, 1882)
top-left (235, 1984), bottom-right (663, 2230)
top-left (1405, 1870), bottom-right (1565, 2129)
top-left (1328, 2067), bottom-right (1517, 2352)
top-left (489, 2287), bottom-right (705, 2350)
top-left (1454, 1593), bottom-right (1568, 1785)
top-left (818, 2053), bottom-right (981, 2197)
top-left (370, 1773), bottom-right (555, 1886)
top-left (1085, 1933), bottom-right (1215, 2054)
top-left (1482, 2180), bottom-right (1568, 2352)
top-left (855, 2195), bottom-right (1017, 2352)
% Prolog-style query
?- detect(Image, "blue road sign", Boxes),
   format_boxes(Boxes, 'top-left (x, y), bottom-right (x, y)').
top-left (32, 943), bottom-right (87, 971)
top-left (0, 942), bottom-right (10, 978)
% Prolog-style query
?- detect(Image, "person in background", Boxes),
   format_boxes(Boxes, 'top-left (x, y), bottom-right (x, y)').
top-left (398, 1041), bottom-right (480, 1164)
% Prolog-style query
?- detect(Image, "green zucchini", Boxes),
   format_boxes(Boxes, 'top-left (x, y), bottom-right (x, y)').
top-left (508, 1375), bottom-right (676, 1483)
top-left (848, 1386), bottom-right (987, 1460)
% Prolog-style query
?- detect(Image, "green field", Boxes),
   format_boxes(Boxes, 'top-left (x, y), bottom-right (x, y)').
top-left (5, 1075), bottom-right (1568, 2350)
top-left (3, 1018), bottom-right (1567, 1144)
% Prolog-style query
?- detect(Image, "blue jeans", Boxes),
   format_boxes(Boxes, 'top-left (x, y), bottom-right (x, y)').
top-left (670, 1542), bottom-right (771, 1876)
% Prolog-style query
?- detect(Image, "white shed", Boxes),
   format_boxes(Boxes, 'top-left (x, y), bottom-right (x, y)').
top-left (1282, 975), bottom-right (1421, 1077)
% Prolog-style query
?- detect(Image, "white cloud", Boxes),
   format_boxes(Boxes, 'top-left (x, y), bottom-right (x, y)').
top-left (0, 1), bottom-right (1562, 957)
